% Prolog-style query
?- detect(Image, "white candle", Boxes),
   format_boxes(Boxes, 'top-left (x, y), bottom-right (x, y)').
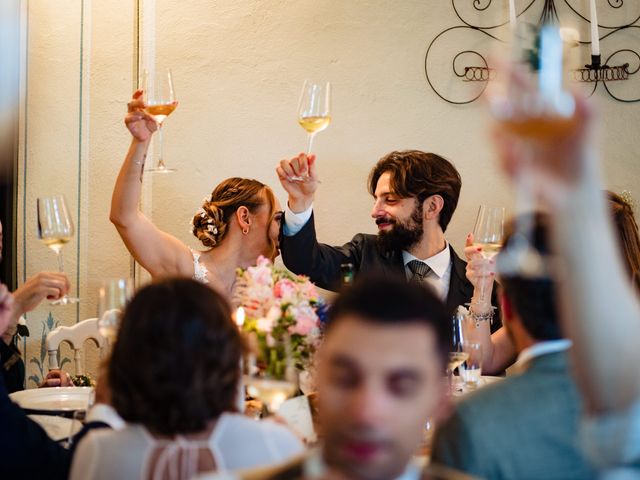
top-left (508, 0), bottom-right (517, 32)
top-left (590, 0), bottom-right (600, 56)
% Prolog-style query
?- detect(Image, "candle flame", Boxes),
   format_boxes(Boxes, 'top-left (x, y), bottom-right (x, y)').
top-left (235, 307), bottom-right (245, 327)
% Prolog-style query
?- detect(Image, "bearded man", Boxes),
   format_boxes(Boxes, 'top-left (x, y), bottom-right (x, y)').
top-left (277, 150), bottom-right (494, 320)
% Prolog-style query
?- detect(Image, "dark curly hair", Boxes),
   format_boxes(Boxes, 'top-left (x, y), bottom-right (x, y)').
top-left (368, 150), bottom-right (462, 232)
top-left (109, 278), bottom-right (244, 435)
top-left (192, 177), bottom-right (276, 248)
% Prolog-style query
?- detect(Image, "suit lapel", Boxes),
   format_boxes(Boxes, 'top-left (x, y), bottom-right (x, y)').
top-left (446, 246), bottom-right (473, 313)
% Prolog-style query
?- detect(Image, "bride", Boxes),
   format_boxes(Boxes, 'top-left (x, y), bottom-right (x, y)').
top-left (110, 90), bottom-right (282, 298)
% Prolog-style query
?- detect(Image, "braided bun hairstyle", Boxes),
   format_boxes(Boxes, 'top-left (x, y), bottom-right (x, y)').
top-left (608, 191), bottom-right (640, 290)
top-left (191, 178), bottom-right (275, 248)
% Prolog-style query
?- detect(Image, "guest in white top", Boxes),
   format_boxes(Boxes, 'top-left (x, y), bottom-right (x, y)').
top-left (111, 90), bottom-right (283, 299)
top-left (70, 278), bottom-right (304, 480)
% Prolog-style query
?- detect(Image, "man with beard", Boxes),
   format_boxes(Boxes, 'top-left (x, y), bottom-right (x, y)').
top-left (277, 150), bottom-right (493, 318)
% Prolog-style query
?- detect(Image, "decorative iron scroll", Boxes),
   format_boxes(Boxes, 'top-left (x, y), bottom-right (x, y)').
top-left (424, 0), bottom-right (640, 103)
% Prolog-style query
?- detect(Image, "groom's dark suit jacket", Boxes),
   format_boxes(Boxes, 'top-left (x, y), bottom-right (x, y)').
top-left (281, 213), bottom-right (500, 331)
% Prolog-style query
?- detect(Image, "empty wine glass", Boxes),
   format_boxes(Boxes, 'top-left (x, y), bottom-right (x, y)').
top-left (97, 278), bottom-right (134, 345)
top-left (473, 205), bottom-right (505, 302)
top-left (290, 80), bottom-right (331, 182)
top-left (37, 195), bottom-right (79, 305)
top-left (142, 68), bottom-right (178, 173)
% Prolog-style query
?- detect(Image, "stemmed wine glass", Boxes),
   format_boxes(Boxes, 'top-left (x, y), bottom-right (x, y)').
top-left (97, 278), bottom-right (134, 346)
top-left (142, 68), bottom-right (178, 173)
top-left (447, 310), bottom-right (469, 394)
top-left (37, 195), bottom-right (79, 305)
top-left (488, 24), bottom-right (577, 278)
top-left (289, 80), bottom-right (331, 182)
top-left (472, 205), bottom-right (505, 302)
top-left (244, 333), bottom-right (299, 415)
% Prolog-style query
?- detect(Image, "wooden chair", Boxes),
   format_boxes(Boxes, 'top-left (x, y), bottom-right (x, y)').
top-left (46, 318), bottom-right (106, 375)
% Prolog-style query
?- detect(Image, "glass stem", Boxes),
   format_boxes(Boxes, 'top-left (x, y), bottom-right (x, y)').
top-left (56, 249), bottom-right (65, 273)
top-left (157, 124), bottom-right (165, 169)
top-left (306, 132), bottom-right (316, 155)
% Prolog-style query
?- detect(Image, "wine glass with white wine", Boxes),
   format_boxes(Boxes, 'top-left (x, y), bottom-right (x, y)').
top-left (472, 205), bottom-right (505, 303)
top-left (37, 195), bottom-right (79, 305)
top-left (290, 80), bottom-right (331, 182)
top-left (142, 68), bottom-right (178, 173)
top-left (447, 310), bottom-right (469, 394)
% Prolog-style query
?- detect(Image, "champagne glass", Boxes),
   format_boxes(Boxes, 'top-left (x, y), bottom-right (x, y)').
top-left (488, 24), bottom-right (577, 278)
top-left (447, 310), bottom-right (469, 394)
top-left (244, 333), bottom-right (298, 415)
top-left (290, 80), bottom-right (331, 182)
top-left (37, 195), bottom-right (79, 305)
top-left (142, 68), bottom-right (178, 173)
top-left (97, 278), bottom-right (134, 345)
top-left (472, 205), bottom-right (505, 302)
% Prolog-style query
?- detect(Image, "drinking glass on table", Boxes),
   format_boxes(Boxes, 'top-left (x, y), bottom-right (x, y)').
top-left (460, 342), bottom-right (483, 388)
top-left (142, 68), bottom-right (178, 173)
top-left (244, 333), bottom-right (298, 415)
top-left (447, 311), bottom-right (468, 393)
top-left (290, 80), bottom-right (331, 182)
top-left (488, 24), bottom-right (578, 278)
top-left (37, 195), bottom-right (79, 305)
top-left (472, 205), bottom-right (505, 302)
top-left (97, 278), bottom-right (134, 345)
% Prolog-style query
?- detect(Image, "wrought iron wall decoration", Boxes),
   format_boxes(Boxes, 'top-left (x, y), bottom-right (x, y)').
top-left (424, 0), bottom-right (640, 104)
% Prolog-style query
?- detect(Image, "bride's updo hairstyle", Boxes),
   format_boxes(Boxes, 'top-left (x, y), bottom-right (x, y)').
top-left (191, 177), bottom-right (275, 248)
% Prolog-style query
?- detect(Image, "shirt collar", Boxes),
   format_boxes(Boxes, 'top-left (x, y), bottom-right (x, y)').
top-left (402, 242), bottom-right (450, 278)
top-left (305, 448), bottom-right (421, 480)
top-left (513, 339), bottom-right (572, 371)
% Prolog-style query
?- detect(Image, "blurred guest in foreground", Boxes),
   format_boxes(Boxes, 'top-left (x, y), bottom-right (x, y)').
top-left (70, 278), bottom-right (303, 480)
top-left (432, 214), bottom-right (596, 479)
top-left (111, 91), bottom-right (282, 299)
top-left (493, 67), bottom-right (640, 475)
top-left (206, 275), bottom-right (472, 480)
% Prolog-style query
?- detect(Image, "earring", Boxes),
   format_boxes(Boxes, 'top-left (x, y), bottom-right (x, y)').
top-left (242, 227), bottom-right (249, 235)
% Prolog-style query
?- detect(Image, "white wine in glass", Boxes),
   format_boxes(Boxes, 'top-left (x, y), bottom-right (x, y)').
top-left (291, 80), bottom-right (331, 182)
top-left (473, 205), bottom-right (505, 302)
top-left (142, 68), bottom-right (178, 173)
top-left (37, 195), bottom-right (79, 305)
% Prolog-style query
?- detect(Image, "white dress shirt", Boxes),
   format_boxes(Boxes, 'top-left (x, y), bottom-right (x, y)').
top-left (403, 246), bottom-right (452, 301)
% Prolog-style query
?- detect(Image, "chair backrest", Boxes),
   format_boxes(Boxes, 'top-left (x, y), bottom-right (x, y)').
top-left (46, 317), bottom-right (106, 375)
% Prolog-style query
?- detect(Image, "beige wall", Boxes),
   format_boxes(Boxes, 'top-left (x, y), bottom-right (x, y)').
top-left (17, 0), bottom-right (640, 386)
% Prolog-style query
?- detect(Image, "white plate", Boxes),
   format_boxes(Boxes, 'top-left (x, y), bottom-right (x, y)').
top-left (28, 415), bottom-right (83, 441)
top-left (10, 387), bottom-right (93, 412)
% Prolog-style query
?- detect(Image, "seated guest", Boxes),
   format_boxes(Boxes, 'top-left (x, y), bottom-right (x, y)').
top-left (0, 218), bottom-right (72, 391)
top-left (111, 91), bottom-right (282, 299)
top-left (431, 214), bottom-right (596, 479)
top-left (207, 275), bottom-right (472, 480)
top-left (70, 278), bottom-right (303, 480)
top-left (463, 190), bottom-right (640, 375)
top-left (277, 151), bottom-right (500, 327)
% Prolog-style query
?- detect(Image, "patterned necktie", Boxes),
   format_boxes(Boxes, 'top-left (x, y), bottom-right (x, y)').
top-left (407, 260), bottom-right (432, 283)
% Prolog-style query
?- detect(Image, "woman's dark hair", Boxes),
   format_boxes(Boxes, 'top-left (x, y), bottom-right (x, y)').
top-left (368, 150), bottom-right (462, 232)
top-left (109, 278), bottom-right (244, 435)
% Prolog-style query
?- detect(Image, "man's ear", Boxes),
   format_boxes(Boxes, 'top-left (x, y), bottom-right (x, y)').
top-left (424, 194), bottom-right (444, 221)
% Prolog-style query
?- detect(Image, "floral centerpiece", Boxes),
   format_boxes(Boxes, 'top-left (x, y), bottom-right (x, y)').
top-left (235, 256), bottom-right (327, 379)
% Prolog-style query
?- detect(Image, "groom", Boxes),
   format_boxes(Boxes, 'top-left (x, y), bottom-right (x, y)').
top-left (277, 150), bottom-right (496, 319)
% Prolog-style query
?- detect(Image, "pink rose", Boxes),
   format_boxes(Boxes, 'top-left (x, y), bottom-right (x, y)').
top-left (288, 305), bottom-right (319, 336)
top-left (274, 279), bottom-right (297, 301)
